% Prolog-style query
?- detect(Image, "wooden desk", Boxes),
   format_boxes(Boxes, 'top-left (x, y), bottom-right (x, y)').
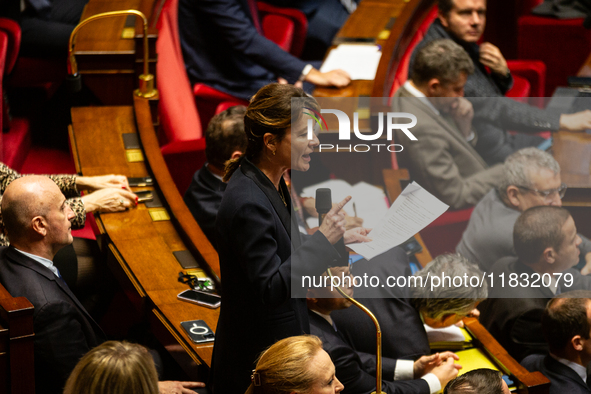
top-left (69, 100), bottom-right (219, 374)
top-left (314, 0), bottom-right (433, 99)
top-left (311, 0), bottom-right (435, 185)
top-left (549, 50), bottom-right (591, 236)
top-left (74, 0), bottom-right (163, 105)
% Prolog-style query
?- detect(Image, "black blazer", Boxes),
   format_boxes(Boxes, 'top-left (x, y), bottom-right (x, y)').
top-left (309, 311), bottom-right (430, 394)
top-left (480, 257), bottom-right (591, 362)
top-left (183, 165), bottom-right (226, 246)
top-left (212, 158), bottom-right (345, 393)
top-left (332, 247), bottom-right (431, 361)
top-left (522, 354), bottom-right (591, 394)
top-left (0, 246), bottom-right (105, 394)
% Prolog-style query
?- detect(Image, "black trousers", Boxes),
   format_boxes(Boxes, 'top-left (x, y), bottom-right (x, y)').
top-left (19, 0), bottom-right (89, 57)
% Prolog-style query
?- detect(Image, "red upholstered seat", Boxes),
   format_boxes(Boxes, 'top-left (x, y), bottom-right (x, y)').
top-left (0, 17), bottom-right (64, 100)
top-left (518, 14), bottom-right (591, 96)
top-left (258, 1), bottom-right (308, 57)
top-left (0, 22), bottom-right (31, 171)
top-left (389, 7), bottom-right (438, 98)
top-left (192, 83), bottom-right (248, 134)
top-left (156, 0), bottom-right (208, 194)
top-left (506, 75), bottom-right (531, 103)
top-left (506, 59), bottom-right (546, 107)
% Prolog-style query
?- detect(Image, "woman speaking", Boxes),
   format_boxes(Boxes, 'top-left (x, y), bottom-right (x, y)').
top-left (212, 84), bottom-right (368, 393)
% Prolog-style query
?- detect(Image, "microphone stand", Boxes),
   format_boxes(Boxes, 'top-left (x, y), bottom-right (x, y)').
top-left (317, 195), bottom-right (381, 394)
top-left (326, 267), bottom-right (382, 394)
top-left (67, 9), bottom-right (158, 98)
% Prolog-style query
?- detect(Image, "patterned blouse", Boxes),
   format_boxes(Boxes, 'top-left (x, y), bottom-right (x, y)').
top-left (0, 163), bottom-right (86, 246)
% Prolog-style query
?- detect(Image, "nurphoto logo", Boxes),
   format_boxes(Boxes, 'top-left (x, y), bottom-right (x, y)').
top-left (304, 108), bottom-right (418, 153)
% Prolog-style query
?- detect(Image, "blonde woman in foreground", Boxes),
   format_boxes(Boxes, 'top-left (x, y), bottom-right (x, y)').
top-left (246, 335), bottom-right (344, 394)
top-left (64, 341), bottom-right (204, 394)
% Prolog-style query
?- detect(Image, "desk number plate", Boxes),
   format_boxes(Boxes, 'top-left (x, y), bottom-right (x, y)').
top-left (126, 149), bottom-right (145, 162)
top-left (148, 208), bottom-right (170, 221)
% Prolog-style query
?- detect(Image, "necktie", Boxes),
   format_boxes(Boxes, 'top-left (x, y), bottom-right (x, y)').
top-left (55, 267), bottom-right (71, 291)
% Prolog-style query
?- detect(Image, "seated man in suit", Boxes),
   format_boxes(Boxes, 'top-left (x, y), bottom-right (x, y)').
top-left (392, 38), bottom-right (504, 209)
top-left (179, 0), bottom-right (351, 101)
top-left (0, 176), bottom-right (107, 394)
top-left (0, 176), bottom-right (204, 394)
top-left (332, 252), bottom-right (485, 369)
top-left (457, 147), bottom-right (591, 272)
top-left (479, 205), bottom-right (591, 362)
top-left (265, 0), bottom-right (358, 59)
top-left (409, 0), bottom-right (591, 165)
top-left (521, 290), bottom-right (591, 394)
top-left (307, 268), bottom-right (461, 394)
top-left (444, 369), bottom-right (511, 394)
top-left (184, 105), bottom-right (247, 245)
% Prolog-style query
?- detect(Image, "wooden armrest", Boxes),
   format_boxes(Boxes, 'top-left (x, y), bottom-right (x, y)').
top-left (464, 317), bottom-right (550, 394)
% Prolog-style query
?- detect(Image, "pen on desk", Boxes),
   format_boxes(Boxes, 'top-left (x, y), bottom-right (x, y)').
top-left (353, 202), bottom-right (357, 217)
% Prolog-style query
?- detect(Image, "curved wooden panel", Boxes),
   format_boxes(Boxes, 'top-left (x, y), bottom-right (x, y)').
top-left (134, 96), bottom-right (221, 282)
top-left (464, 318), bottom-right (550, 394)
top-left (372, 0), bottom-right (435, 98)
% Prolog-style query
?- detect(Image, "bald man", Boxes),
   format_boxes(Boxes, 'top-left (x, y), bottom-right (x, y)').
top-left (0, 176), bottom-right (105, 394)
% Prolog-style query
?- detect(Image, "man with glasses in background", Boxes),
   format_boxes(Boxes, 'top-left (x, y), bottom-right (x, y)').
top-left (457, 147), bottom-right (591, 273)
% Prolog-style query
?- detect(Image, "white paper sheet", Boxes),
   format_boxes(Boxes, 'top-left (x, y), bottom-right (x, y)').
top-left (319, 44), bottom-right (382, 80)
top-left (424, 324), bottom-right (467, 343)
top-left (348, 182), bottom-right (449, 260)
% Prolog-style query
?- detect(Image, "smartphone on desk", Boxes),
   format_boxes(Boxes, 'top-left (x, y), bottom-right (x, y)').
top-left (128, 176), bottom-right (154, 187)
top-left (178, 289), bottom-right (221, 308)
top-left (135, 190), bottom-right (154, 203)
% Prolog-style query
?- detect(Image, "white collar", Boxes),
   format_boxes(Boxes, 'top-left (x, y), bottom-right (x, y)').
top-left (205, 163), bottom-right (224, 182)
top-left (311, 309), bottom-right (334, 327)
top-left (550, 353), bottom-right (587, 383)
top-left (13, 247), bottom-right (59, 277)
top-left (403, 81), bottom-right (440, 116)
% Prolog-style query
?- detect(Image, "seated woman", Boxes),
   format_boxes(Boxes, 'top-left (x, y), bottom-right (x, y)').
top-left (246, 335), bottom-right (344, 394)
top-left (63, 341), bottom-right (159, 394)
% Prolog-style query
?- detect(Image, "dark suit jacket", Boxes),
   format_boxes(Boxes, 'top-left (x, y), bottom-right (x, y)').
top-left (408, 18), bottom-right (560, 165)
top-left (183, 165), bottom-right (225, 246)
top-left (332, 247), bottom-right (431, 362)
top-left (391, 86), bottom-right (504, 209)
top-left (212, 158), bottom-right (345, 393)
top-left (522, 354), bottom-right (591, 394)
top-left (0, 246), bottom-right (105, 394)
top-left (479, 257), bottom-right (591, 362)
top-left (179, 0), bottom-right (306, 100)
top-left (309, 311), bottom-right (431, 394)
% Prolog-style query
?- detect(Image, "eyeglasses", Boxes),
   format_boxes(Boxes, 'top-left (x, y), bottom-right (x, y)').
top-left (516, 183), bottom-right (567, 201)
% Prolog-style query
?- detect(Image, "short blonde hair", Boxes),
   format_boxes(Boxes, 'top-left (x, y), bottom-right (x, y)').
top-left (245, 335), bottom-right (323, 394)
top-left (63, 341), bottom-right (159, 394)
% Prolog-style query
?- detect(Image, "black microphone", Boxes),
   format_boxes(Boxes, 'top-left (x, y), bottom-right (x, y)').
top-left (315, 188), bottom-right (332, 226)
top-left (66, 73), bottom-right (82, 94)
